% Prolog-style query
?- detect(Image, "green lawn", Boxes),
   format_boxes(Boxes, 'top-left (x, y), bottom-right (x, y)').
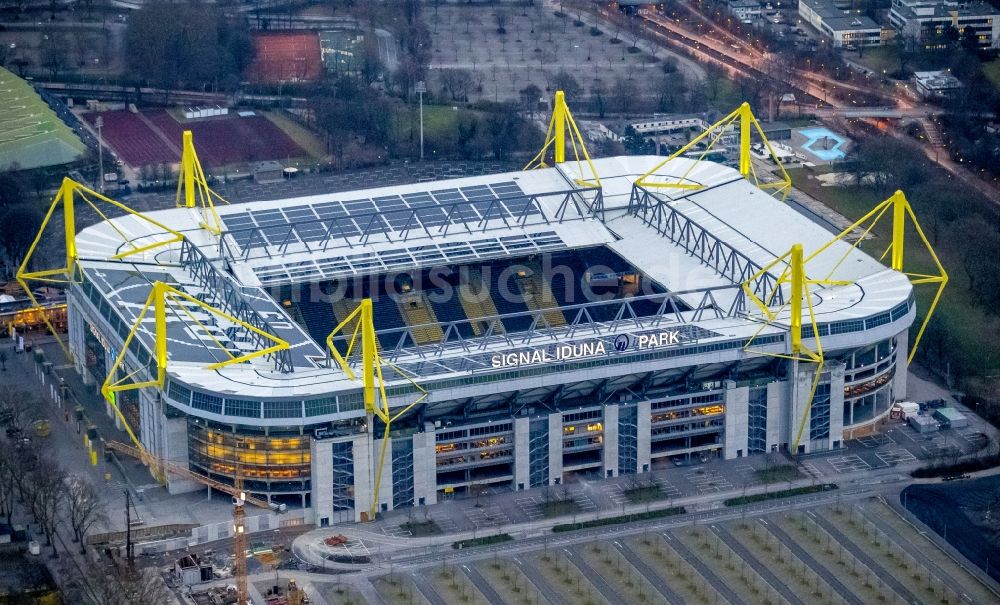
top-left (391, 104), bottom-right (469, 140)
top-left (755, 464), bottom-right (803, 484)
top-left (539, 499), bottom-right (581, 517)
top-left (982, 60), bottom-right (1000, 93)
top-left (850, 47), bottom-right (901, 76)
top-left (787, 166), bottom-right (1000, 378)
top-left (399, 519), bottom-right (442, 537)
top-left (622, 484), bottom-right (665, 503)
top-left (264, 111), bottom-right (327, 159)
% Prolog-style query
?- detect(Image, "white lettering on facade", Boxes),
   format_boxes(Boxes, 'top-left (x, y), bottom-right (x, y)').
top-left (489, 330), bottom-right (684, 369)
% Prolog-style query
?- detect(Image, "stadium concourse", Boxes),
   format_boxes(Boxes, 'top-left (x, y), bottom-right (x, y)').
top-left (61, 147), bottom-right (915, 525)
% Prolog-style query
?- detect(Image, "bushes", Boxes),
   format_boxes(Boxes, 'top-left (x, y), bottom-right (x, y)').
top-left (723, 484), bottom-right (837, 506)
top-left (552, 506), bottom-right (686, 532)
top-left (452, 533), bottom-right (512, 549)
top-left (911, 454), bottom-right (1000, 478)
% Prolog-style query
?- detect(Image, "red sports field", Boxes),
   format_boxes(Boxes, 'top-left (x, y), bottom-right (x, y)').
top-left (247, 31), bottom-right (323, 83)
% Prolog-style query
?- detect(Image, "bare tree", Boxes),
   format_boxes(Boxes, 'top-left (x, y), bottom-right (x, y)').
top-left (66, 478), bottom-right (107, 554)
top-left (495, 9), bottom-right (509, 34)
top-left (0, 389), bottom-right (40, 433)
top-left (27, 457), bottom-right (66, 556)
top-left (519, 83), bottom-right (542, 115)
top-left (626, 17), bottom-right (644, 50)
top-left (87, 562), bottom-right (174, 605)
top-left (9, 446), bottom-right (38, 507)
top-left (0, 349), bottom-right (7, 371)
top-left (590, 81), bottom-right (608, 118)
top-left (0, 452), bottom-right (17, 525)
top-left (613, 76), bottom-right (638, 115)
top-left (551, 70), bottom-right (582, 98)
top-left (439, 69), bottom-right (475, 101)
top-left (41, 33), bottom-right (69, 79)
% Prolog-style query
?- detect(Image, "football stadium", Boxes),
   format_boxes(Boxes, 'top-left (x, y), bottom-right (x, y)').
top-left (21, 97), bottom-right (944, 524)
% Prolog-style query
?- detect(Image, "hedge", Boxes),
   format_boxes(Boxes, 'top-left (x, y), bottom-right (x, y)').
top-left (552, 506), bottom-right (687, 533)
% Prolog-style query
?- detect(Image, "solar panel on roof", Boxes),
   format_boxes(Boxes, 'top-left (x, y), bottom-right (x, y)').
top-left (223, 180), bottom-right (538, 254)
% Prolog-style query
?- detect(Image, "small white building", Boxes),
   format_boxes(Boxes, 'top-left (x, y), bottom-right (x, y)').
top-left (908, 414), bottom-right (939, 433)
top-left (912, 70), bottom-right (962, 98)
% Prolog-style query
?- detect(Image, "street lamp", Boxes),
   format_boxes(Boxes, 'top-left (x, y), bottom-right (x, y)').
top-left (415, 80), bottom-right (426, 161)
top-left (95, 116), bottom-right (104, 193)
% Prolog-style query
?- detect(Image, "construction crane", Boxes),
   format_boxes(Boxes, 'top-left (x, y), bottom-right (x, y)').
top-left (108, 440), bottom-right (260, 605)
top-left (233, 465), bottom-right (249, 605)
top-left (104, 440), bottom-right (272, 510)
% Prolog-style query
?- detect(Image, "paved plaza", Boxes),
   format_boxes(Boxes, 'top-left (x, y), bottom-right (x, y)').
top-left (426, 3), bottom-right (704, 102)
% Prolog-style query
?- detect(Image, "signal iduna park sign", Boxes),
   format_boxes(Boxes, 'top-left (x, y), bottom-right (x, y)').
top-left (490, 330), bottom-right (685, 369)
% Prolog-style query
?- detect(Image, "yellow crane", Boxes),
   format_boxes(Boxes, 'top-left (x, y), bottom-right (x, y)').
top-left (104, 440), bottom-right (272, 510)
top-left (106, 440), bottom-right (259, 605)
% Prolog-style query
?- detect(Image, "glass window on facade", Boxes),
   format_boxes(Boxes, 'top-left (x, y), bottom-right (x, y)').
top-left (528, 418), bottom-right (549, 488)
top-left (747, 387), bottom-right (768, 454)
top-left (392, 438), bottom-right (415, 508)
top-left (618, 405), bottom-right (638, 474)
top-left (332, 441), bottom-right (355, 512)
top-left (810, 384), bottom-right (832, 441)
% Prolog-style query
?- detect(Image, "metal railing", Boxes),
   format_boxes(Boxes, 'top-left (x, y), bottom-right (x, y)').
top-left (179, 238), bottom-right (294, 373)
top-left (328, 286), bottom-right (738, 367)
top-left (217, 186), bottom-right (603, 263)
top-left (628, 184), bottom-right (784, 306)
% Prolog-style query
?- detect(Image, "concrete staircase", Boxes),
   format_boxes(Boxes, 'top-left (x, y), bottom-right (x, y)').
top-left (919, 117), bottom-right (946, 152)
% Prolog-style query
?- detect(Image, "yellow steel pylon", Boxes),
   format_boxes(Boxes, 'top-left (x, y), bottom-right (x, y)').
top-left (326, 300), bottom-right (428, 521)
top-left (100, 281), bottom-right (290, 451)
top-left (16, 178), bottom-right (185, 360)
top-left (636, 102), bottom-right (791, 198)
top-left (176, 130), bottom-right (228, 234)
top-left (804, 190), bottom-right (947, 364)
top-left (742, 244), bottom-right (850, 455)
top-left (524, 90), bottom-right (601, 187)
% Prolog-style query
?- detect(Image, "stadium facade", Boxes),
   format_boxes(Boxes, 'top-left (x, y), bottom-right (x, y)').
top-left (67, 155), bottom-right (913, 523)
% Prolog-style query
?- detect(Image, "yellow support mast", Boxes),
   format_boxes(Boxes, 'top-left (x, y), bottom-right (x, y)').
top-left (743, 190), bottom-right (947, 454)
top-left (803, 190), bottom-right (947, 364)
top-left (635, 102), bottom-right (791, 198)
top-left (16, 178), bottom-right (185, 360)
top-left (101, 281), bottom-right (290, 452)
top-left (327, 300), bottom-right (427, 521)
top-left (176, 130), bottom-right (229, 234)
top-left (524, 90), bottom-right (601, 187)
top-left (742, 244), bottom-right (850, 455)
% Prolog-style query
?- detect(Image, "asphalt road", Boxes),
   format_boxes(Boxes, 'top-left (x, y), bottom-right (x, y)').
top-left (810, 512), bottom-right (921, 604)
top-left (410, 569), bottom-right (448, 605)
top-left (563, 546), bottom-right (630, 605)
top-left (461, 562), bottom-right (507, 605)
top-left (711, 523), bottom-right (805, 605)
top-left (764, 520), bottom-right (866, 605)
top-left (667, 532), bottom-right (747, 605)
top-left (513, 555), bottom-right (572, 605)
top-left (613, 539), bottom-right (684, 604)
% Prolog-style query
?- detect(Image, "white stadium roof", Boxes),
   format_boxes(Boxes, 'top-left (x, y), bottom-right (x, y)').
top-left (74, 156), bottom-right (913, 399)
